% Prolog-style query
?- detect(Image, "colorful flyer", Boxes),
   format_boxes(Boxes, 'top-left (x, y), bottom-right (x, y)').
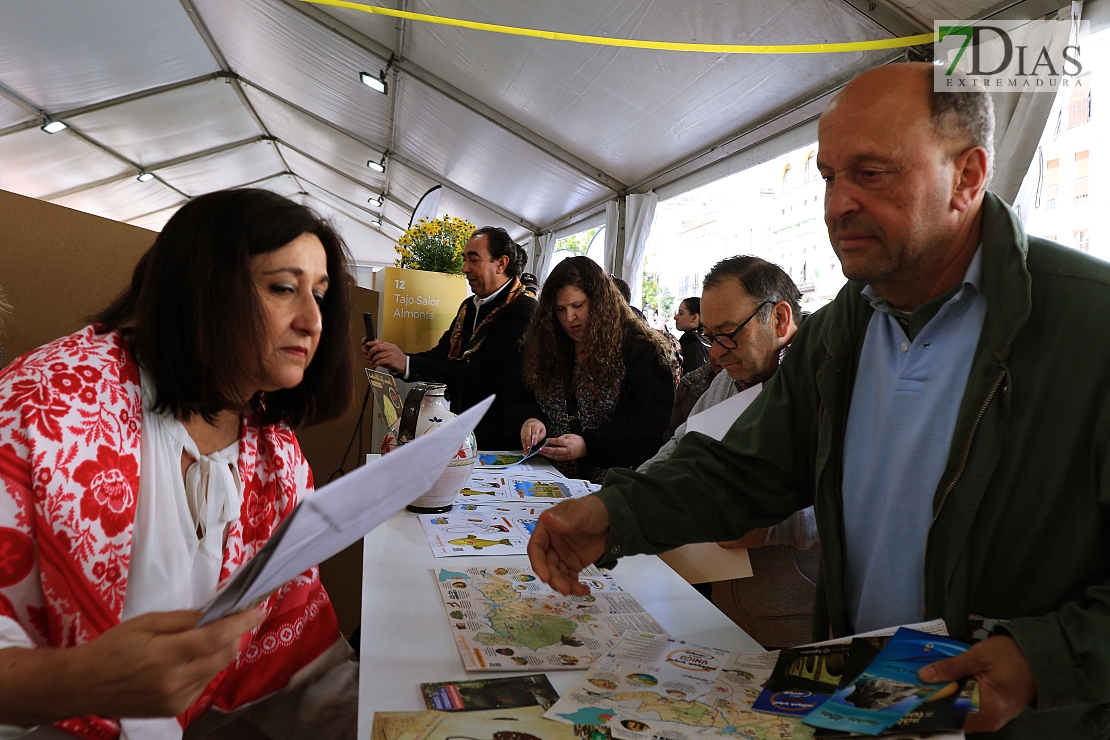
top-left (751, 643), bottom-right (851, 717)
top-left (545, 634), bottom-right (811, 740)
top-left (433, 564), bottom-right (667, 671)
top-left (420, 674), bottom-right (560, 711)
top-left (514, 479), bottom-right (597, 500)
top-left (803, 628), bottom-right (970, 736)
top-left (419, 504), bottom-right (546, 557)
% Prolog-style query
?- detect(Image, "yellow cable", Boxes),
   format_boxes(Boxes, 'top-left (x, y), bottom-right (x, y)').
top-left (303, 0), bottom-right (932, 54)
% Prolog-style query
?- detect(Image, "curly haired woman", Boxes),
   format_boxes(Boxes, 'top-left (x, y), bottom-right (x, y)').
top-left (506, 257), bottom-right (676, 483)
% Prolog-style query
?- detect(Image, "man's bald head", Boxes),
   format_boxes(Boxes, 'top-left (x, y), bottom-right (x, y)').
top-left (826, 63), bottom-right (994, 182)
top-left (817, 63), bottom-right (994, 309)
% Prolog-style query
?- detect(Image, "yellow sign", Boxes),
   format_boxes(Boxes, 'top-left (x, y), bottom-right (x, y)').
top-left (375, 267), bottom-right (467, 354)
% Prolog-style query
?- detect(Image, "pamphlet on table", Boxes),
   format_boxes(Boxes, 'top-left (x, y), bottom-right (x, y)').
top-left (459, 470), bottom-right (597, 503)
top-left (420, 674), bottom-right (560, 711)
top-left (544, 632), bottom-right (810, 740)
top-left (419, 503), bottom-right (547, 556)
top-left (433, 564), bottom-right (666, 671)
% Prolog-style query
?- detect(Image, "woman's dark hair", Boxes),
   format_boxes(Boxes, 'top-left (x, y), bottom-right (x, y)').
top-left (95, 189), bottom-right (353, 427)
top-left (681, 297), bottom-right (701, 316)
top-left (472, 226), bottom-right (527, 278)
top-left (522, 257), bottom-right (674, 396)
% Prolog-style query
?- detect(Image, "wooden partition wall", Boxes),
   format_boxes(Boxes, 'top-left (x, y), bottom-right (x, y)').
top-left (0, 190), bottom-right (377, 635)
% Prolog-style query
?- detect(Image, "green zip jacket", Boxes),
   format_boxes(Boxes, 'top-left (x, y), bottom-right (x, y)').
top-left (597, 193), bottom-right (1110, 739)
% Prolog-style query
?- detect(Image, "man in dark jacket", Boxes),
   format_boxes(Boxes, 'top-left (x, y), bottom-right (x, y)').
top-left (528, 64), bottom-right (1110, 739)
top-left (364, 227), bottom-right (536, 449)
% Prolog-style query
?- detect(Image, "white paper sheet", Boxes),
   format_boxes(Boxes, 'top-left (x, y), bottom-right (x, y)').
top-left (684, 383), bottom-right (762, 439)
top-left (657, 542), bottom-right (753, 584)
top-left (419, 503), bottom-right (547, 557)
top-left (197, 396), bottom-right (495, 625)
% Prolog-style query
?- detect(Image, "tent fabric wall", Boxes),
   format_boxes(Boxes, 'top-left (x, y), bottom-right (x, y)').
top-left (604, 200), bottom-right (620, 276)
top-left (623, 192), bottom-right (660, 308)
top-left (532, 232), bottom-right (557, 284)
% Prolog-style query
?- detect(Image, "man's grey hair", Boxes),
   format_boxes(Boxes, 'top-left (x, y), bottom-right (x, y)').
top-left (930, 84), bottom-right (995, 185)
top-left (702, 256), bottom-right (802, 325)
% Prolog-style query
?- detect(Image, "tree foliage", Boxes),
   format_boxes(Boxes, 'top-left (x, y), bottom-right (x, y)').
top-left (641, 273), bottom-right (673, 316)
top-left (555, 228), bottom-right (598, 257)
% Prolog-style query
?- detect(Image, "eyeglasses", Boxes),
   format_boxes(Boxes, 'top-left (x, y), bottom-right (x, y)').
top-left (698, 301), bottom-right (772, 350)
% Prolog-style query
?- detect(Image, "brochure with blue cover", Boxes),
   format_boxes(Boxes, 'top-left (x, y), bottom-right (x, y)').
top-left (803, 628), bottom-right (969, 736)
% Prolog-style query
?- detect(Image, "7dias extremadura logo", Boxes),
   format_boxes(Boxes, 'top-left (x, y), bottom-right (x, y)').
top-left (934, 17), bottom-right (1089, 91)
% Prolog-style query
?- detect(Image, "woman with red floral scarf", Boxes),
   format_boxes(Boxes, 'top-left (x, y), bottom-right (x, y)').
top-left (0, 190), bottom-right (358, 739)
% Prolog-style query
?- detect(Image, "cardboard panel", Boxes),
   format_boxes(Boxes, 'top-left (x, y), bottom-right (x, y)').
top-left (374, 266), bottom-right (467, 354)
top-left (0, 188), bottom-right (156, 364)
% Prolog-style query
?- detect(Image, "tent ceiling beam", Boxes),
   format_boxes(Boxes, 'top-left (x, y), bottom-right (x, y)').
top-left (277, 0), bottom-right (627, 193)
top-left (380, 0), bottom-right (406, 205)
top-left (972, 0), bottom-right (1068, 21)
top-left (39, 135), bottom-right (272, 201)
top-left (275, 138), bottom-right (417, 212)
top-left (298, 176), bottom-right (402, 231)
top-left (55, 73), bottom-right (226, 121)
top-left (240, 78), bottom-right (541, 232)
top-left (178, 0), bottom-right (300, 187)
top-left (0, 79), bottom-right (43, 116)
top-left (837, 0), bottom-right (931, 36)
top-left (65, 125), bottom-right (191, 199)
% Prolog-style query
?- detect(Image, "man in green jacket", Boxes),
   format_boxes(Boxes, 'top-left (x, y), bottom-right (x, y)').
top-left (528, 63), bottom-right (1110, 739)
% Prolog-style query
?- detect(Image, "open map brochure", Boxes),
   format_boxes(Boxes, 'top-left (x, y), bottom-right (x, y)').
top-left (545, 632), bottom-right (810, 740)
top-left (419, 503), bottom-right (548, 556)
top-left (433, 564), bottom-right (666, 671)
top-left (459, 470), bottom-right (598, 503)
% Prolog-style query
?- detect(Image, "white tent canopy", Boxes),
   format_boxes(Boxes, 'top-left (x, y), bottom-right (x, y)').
top-left (0, 0), bottom-right (1076, 271)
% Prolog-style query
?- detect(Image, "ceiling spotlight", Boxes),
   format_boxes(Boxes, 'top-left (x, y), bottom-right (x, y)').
top-left (367, 156), bottom-right (387, 174)
top-left (360, 71), bottom-right (388, 94)
top-left (367, 194), bottom-right (383, 207)
top-left (137, 171), bottom-right (154, 182)
top-left (372, 218), bottom-right (383, 228)
top-left (41, 119), bottom-right (67, 134)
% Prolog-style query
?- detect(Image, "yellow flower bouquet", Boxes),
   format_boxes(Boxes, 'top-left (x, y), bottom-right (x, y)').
top-left (394, 215), bottom-right (476, 274)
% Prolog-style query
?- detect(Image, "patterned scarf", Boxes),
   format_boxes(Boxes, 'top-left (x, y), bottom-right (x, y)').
top-left (447, 277), bottom-right (527, 360)
top-left (534, 367), bottom-right (625, 483)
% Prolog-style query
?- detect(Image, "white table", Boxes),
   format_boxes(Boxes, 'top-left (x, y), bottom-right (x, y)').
top-left (356, 508), bottom-right (763, 739)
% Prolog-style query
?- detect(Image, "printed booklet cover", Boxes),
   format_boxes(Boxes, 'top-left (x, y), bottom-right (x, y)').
top-left (420, 674), bottom-right (560, 711)
top-left (751, 643), bottom-right (851, 717)
top-left (803, 628), bottom-right (969, 736)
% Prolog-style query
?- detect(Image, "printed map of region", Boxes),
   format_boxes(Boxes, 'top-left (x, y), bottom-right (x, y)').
top-left (433, 565), bottom-right (666, 671)
top-left (546, 637), bottom-right (811, 740)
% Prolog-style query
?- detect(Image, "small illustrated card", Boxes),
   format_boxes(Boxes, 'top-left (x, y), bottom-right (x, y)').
top-left (419, 504), bottom-right (546, 557)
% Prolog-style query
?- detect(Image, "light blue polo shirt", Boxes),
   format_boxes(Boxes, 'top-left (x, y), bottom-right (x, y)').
top-left (842, 248), bottom-right (986, 634)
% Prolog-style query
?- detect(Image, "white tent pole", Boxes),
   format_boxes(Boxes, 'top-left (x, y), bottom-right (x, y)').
top-left (622, 193), bottom-right (659, 308)
top-left (603, 200), bottom-right (620, 276)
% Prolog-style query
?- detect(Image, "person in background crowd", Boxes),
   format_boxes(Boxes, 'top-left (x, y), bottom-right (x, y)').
top-left (610, 276), bottom-right (647, 323)
top-left (363, 227), bottom-right (537, 450)
top-left (506, 257), bottom-right (675, 483)
top-left (663, 355), bottom-right (720, 440)
top-left (0, 189), bottom-right (358, 738)
top-left (674, 297), bottom-right (709, 375)
top-left (640, 257), bottom-right (817, 647)
top-left (519, 272), bottom-right (540, 298)
top-left (527, 63), bottom-right (1110, 737)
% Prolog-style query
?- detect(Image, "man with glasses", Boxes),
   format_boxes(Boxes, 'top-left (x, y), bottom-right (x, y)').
top-left (638, 257), bottom-right (818, 648)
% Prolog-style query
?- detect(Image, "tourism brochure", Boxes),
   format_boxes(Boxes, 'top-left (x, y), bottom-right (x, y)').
top-left (458, 471), bottom-right (597, 503)
top-left (476, 450), bottom-right (545, 468)
top-left (433, 564), bottom-right (666, 671)
top-left (419, 504), bottom-right (548, 556)
top-left (751, 643), bottom-right (853, 717)
top-left (545, 633), bottom-right (812, 740)
top-left (813, 636), bottom-right (976, 738)
top-left (802, 628), bottom-right (970, 736)
top-left (420, 674), bottom-right (560, 711)
top-left (372, 706), bottom-right (611, 740)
